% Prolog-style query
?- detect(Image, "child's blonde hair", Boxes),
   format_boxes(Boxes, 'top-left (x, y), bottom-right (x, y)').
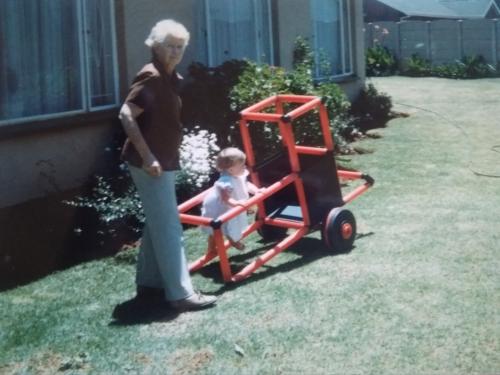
top-left (216, 147), bottom-right (246, 171)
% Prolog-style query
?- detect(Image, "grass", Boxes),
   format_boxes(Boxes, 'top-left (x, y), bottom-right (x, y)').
top-left (1, 77), bottom-right (500, 374)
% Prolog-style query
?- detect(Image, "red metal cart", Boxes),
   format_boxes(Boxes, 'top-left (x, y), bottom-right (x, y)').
top-left (178, 94), bottom-right (374, 283)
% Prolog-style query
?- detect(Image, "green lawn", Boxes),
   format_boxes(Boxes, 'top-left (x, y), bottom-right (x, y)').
top-left (1, 77), bottom-right (500, 374)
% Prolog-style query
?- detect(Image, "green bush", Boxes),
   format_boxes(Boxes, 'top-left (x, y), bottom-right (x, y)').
top-left (229, 37), bottom-right (356, 159)
top-left (402, 54), bottom-right (432, 77)
top-left (292, 36), bottom-right (314, 69)
top-left (431, 63), bottom-right (466, 79)
top-left (366, 45), bottom-right (398, 77)
top-left (350, 83), bottom-right (393, 131)
top-left (65, 175), bottom-right (144, 232)
top-left (315, 82), bottom-right (356, 145)
top-left (401, 54), bottom-right (498, 79)
top-left (181, 60), bottom-right (249, 147)
top-left (455, 55), bottom-right (497, 78)
top-left (65, 128), bottom-right (220, 234)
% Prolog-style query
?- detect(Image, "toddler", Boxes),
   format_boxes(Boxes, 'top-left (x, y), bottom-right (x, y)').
top-left (201, 147), bottom-right (261, 251)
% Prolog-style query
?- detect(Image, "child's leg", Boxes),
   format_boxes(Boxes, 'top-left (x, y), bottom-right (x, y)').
top-left (228, 236), bottom-right (245, 251)
top-left (207, 235), bottom-right (216, 254)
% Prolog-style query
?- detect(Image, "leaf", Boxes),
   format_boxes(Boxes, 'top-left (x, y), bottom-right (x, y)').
top-left (234, 344), bottom-right (245, 357)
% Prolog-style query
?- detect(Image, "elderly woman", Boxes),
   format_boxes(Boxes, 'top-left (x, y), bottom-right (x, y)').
top-left (119, 19), bottom-right (216, 311)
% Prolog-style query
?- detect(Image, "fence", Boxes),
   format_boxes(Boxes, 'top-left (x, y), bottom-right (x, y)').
top-left (365, 19), bottom-right (500, 66)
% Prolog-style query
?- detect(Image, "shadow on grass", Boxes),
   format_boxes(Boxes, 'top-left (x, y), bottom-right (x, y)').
top-left (109, 232), bottom-right (374, 324)
top-left (109, 296), bottom-right (179, 326)
top-left (196, 232), bottom-right (374, 295)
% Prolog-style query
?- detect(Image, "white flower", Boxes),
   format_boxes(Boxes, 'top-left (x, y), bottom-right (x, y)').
top-left (177, 126), bottom-right (220, 189)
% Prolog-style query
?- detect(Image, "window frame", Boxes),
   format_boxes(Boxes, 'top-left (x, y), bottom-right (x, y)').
top-left (312, 0), bottom-right (354, 82)
top-left (201, 0), bottom-right (275, 67)
top-left (0, 0), bottom-right (120, 127)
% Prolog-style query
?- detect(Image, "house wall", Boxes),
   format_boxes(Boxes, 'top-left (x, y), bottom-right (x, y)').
top-left (121, 0), bottom-right (365, 99)
top-left (275, 0), bottom-right (312, 70)
top-left (0, 0), bottom-right (195, 210)
top-left (0, 0), bottom-right (365, 209)
top-left (343, 0), bottom-right (366, 100)
top-left (272, 0), bottom-right (365, 100)
top-left (0, 116), bottom-right (118, 208)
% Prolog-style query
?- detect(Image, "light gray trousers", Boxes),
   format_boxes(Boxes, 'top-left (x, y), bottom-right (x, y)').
top-left (128, 165), bottom-right (194, 301)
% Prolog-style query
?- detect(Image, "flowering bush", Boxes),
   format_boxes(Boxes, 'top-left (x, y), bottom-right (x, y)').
top-left (65, 128), bottom-right (219, 232)
top-left (366, 45), bottom-right (398, 77)
top-left (176, 127), bottom-right (220, 197)
top-left (66, 175), bottom-right (144, 224)
top-left (229, 38), bottom-right (358, 159)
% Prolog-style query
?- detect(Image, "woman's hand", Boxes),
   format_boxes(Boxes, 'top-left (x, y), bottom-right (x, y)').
top-left (143, 159), bottom-right (163, 177)
top-left (120, 102), bottom-right (161, 177)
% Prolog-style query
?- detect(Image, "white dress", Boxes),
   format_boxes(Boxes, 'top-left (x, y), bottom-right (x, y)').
top-left (201, 171), bottom-right (250, 242)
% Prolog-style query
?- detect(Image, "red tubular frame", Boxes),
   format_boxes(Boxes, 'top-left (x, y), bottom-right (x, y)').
top-left (284, 97), bottom-right (322, 121)
top-left (177, 94), bottom-right (372, 283)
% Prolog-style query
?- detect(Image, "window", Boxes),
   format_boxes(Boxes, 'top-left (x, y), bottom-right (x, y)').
top-left (311, 0), bottom-right (353, 80)
top-left (200, 0), bottom-right (273, 66)
top-left (0, 0), bottom-right (119, 125)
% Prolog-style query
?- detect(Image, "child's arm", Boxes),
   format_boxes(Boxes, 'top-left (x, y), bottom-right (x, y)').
top-left (245, 182), bottom-right (265, 215)
top-left (220, 187), bottom-right (245, 208)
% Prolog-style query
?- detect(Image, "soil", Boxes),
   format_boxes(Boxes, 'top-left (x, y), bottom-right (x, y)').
top-left (0, 188), bottom-right (139, 291)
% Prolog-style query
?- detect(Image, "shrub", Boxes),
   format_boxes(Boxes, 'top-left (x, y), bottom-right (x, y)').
top-left (176, 127), bottom-right (220, 200)
top-left (456, 55), bottom-right (496, 78)
top-left (402, 54), bottom-right (498, 79)
top-left (350, 83), bottom-right (393, 131)
top-left (402, 54), bottom-right (432, 77)
top-left (65, 174), bottom-right (144, 232)
top-left (366, 45), bottom-right (398, 77)
top-left (229, 62), bottom-right (356, 158)
top-left (315, 82), bottom-right (356, 145)
top-left (431, 63), bottom-right (466, 79)
top-left (292, 36), bottom-right (314, 69)
top-left (65, 128), bottom-right (220, 233)
top-left (181, 60), bottom-right (249, 147)
top-left (229, 62), bottom-right (290, 159)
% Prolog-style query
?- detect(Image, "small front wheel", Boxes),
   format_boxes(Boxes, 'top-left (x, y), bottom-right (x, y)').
top-left (322, 207), bottom-right (356, 253)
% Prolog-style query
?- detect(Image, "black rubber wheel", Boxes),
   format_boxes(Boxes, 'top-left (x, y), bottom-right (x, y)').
top-left (256, 213), bottom-right (288, 242)
top-left (322, 207), bottom-right (356, 253)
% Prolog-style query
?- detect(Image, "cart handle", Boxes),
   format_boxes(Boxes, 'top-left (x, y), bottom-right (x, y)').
top-left (362, 174), bottom-right (375, 186)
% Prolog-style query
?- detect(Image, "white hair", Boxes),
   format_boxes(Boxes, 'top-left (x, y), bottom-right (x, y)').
top-left (145, 19), bottom-right (190, 48)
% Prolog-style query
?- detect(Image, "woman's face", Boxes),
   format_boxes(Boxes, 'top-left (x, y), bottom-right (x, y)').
top-left (158, 35), bottom-right (186, 69)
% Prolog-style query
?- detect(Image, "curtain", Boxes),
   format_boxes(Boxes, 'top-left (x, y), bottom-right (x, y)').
top-left (0, 0), bottom-right (117, 122)
top-left (206, 0), bottom-right (272, 66)
top-left (0, 0), bottom-right (82, 121)
top-left (312, 0), bottom-right (352, 77)
top-left (85, 0), bottom-right (117, 108)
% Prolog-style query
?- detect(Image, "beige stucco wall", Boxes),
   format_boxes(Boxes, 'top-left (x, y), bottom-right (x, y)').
top-left (274, 0), bottom-right (366, 100)
top-left (0, 0), bottom-right (365, 209)
top-left (342, 0), bottom-right (367, 100)
top-left (275, 0), bottom-right (313, 70)
top-left (0, 0), bottom-right (197, 209)
top-left (0, 121), bottom-right (116, 207)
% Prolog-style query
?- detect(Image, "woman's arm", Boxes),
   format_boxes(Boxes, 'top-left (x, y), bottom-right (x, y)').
top-left (119, 102), bottom-right (162, 177)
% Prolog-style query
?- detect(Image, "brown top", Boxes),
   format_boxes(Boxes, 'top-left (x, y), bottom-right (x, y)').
top-left (120, 57), bottom-right (183, 170)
